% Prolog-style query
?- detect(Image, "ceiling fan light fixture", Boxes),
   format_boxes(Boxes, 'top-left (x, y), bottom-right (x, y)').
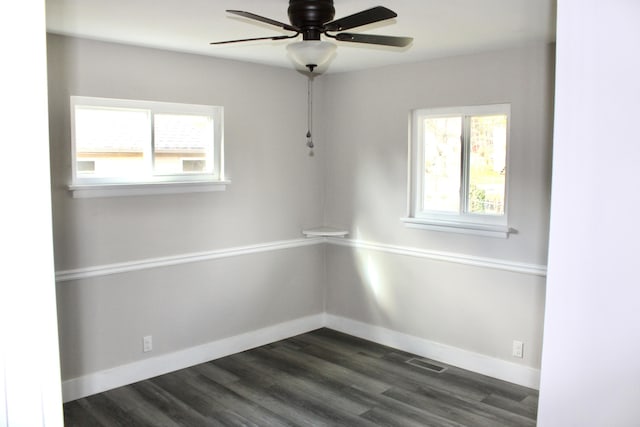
top-left (287, 40), bottom-right (336, 72)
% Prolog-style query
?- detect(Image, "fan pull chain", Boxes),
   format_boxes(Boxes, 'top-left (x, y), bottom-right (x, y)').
top-left (306, 75), bottom-right (314, 156)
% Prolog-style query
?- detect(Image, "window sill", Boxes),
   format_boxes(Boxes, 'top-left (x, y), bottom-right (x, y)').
top-left (401, 217), bottom-right (513, 238)
top-left (68, 180), bottom-right (230, 198)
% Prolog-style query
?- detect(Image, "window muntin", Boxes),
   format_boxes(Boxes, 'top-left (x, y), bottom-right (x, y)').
top-left (70, 96), bottom-right (223, 186)
top-left (409, 104), bottom-right (510, 231)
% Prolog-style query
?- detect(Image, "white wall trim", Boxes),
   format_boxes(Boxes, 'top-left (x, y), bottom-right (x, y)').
top-left (55, 237), bottom-right (324, 282)
top-left (61, 314), bottom-right (325, 402)
top-left (325, 314), bottom-right (541, 390)
top-left (62, 312), bottom-right (541, 402)
top-left (56, 236), bottom-right (546, 282)
top-left (68, 180), bottom-right (230, 198)
top-left (401, 217), bottom-right (511, 238)
top-left (56, 235), bottom-right (543, 398)
top-left (327, 237), bottom-right (547, 277)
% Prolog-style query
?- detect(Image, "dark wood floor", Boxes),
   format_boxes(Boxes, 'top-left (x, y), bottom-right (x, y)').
top-left (64, 328), bottom-right (538, 426)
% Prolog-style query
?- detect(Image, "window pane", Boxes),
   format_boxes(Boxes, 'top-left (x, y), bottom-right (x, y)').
top-left (153, 114), bottom-right (214, 175)
top-left (468, 115), bottom-right (507, 215)
top-left (422, 117), bottom-right (462, 212)
top-left (74, 106), bottom-right (150, 177)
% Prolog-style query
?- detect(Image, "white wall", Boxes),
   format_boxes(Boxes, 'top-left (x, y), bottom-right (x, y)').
top-left (322, 44), bottom-right (554, 377)
top-left (0, 1), bottom-right (63, 425)
top-left (47, 35), bottom-right (327, 391)
top-left (537, 1), bottom-right (640, 425)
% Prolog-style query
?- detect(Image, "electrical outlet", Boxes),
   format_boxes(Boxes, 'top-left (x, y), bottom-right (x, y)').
top-left (143, 335), bottom-right (153, 353)
top-left (512, 340), bottom-right (524, 358)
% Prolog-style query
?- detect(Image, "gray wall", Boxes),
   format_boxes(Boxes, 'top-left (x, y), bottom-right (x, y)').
top-left (47, 35), bottom-right (327, 381)
top-left (48, 35), bottom-right (554, 384)
top-left (56, 247), bottom-right (325, 380)
top-left (322, 43), bottom-right (554, 370)
top-left (322, 44), bottom-right (554, 263)
top-left (48, 35), bottom-right (326, 269)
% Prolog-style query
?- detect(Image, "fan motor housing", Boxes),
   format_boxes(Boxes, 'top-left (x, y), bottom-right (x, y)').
top-left (288, 0), bottom-right (335, 40)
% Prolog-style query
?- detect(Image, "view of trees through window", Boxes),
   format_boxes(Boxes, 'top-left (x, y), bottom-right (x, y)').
top-left (422, 114), bottom-right (506, 216)
top-left (423, 116), bottom-right (462, 212)
top-left (469, 115), bottom-right (506, 215)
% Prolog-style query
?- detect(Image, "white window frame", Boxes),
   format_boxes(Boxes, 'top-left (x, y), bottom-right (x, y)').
top-left (402, 104), bottom-right (512, 238)
top-left (68, 96), bottom-right (228, 198)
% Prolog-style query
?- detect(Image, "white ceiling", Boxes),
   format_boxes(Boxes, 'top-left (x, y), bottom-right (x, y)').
top-left (45, 0), bottom-right (557, 74)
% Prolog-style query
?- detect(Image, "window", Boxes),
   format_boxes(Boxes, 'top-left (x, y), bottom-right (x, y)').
top-left (403, 104), bottom-right (511, 237)
top-left (69, 96), bottom-right (226, 197)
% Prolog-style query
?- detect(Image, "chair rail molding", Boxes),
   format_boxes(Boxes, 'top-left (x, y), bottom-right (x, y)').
top-left (55, 237), bottom-right (324, 282)
top-left (55, 236), bottom-right (546, 283)
top-left (328, 238), bottom-right (547, 277)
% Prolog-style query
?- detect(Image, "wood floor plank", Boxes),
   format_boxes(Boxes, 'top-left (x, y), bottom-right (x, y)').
top-left (64, 328), bottom-right (538, 426)
top-left (339, 384), bottom-right (467, 427)
top-left (290, 330), bottom-right (388, 359)
top-left (383, 386), bottom-right (536, 427)
top-left (311, 329), bottom-right (399, 357)
top-left (130, 380), bottom-right (217, 426)
top-left (63, 400), bottom-right (104, 427)
top-left (481, 393), bottom-right (538, 420)
top-left (150, 373), bottom-right (227, 421)
top-left (266, 382), bottom-right (377, 427)
top-left (361, 406), bottom-right (462, 427)
top-left (250, 346), bottom-right (385, 412)
top-left (190, 361), bottom-right (240, 386)
top-left (224, 380), bottom-right (322, 427)
top-left (297, 342), bottom-right (491, 402)
top-left (382, 350), bottom-right (531, 403)
top-left (313, 330), bottom-right (533, 404)
top-left (77, 392), bottom-right (159, 426)
top-left (173, 368), bottom-right (298, 427)
top-left (225, 379), bottom-right (369, 427)
top-left (520, 394), bottom-right (540, 412)
top-left (214, 352), bottom-right (373, 426)
top-left (267, 343), bottom-right (391, 394)
top-left (100, 386), bottom-right (183, 427)
top-left (222, 348), bottom-right (376, 419)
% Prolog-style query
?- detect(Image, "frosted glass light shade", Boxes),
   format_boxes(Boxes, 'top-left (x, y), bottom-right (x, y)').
top-left (287, 40), bottom-right (336, 70)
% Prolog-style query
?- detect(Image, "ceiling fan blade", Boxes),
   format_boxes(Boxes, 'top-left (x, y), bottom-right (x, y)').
top-left (324, 6), bottom-right (397, 32)
top-left (227, 10), bottom-right (300, 32)
top-left (210, 34), bottom-right (298, 45)
top-left (334, 33), bottom-right (413, 47)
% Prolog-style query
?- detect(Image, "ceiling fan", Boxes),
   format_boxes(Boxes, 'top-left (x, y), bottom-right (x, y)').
top-left (210, 0), bottom-right (413, 72)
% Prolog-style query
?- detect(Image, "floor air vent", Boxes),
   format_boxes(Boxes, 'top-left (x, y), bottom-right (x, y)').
top-left (406, 358), bottom-right (447, 373)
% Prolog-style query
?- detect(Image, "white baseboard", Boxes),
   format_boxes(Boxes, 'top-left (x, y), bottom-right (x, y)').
top-left (61, 314), bottom-right (325, 402)
top-left (63, 312), bottom-right (540, 402)
top-left (325, 314), bottom-right (541, 390)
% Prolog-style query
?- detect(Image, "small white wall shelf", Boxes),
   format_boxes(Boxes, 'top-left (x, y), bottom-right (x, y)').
top-left (302, 227), bottom-right (349, 238)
